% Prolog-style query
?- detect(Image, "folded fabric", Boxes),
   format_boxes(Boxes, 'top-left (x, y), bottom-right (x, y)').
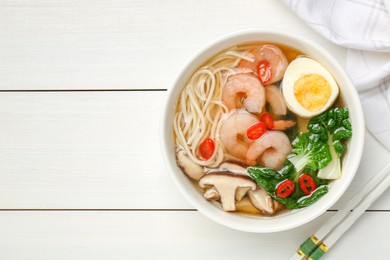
top-left (281, 0), bottom-right (390, 151)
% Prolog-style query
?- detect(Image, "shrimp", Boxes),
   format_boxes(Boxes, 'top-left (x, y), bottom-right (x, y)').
top-left (222, 74), bottom-right (265, 113)
top-left (219, 110), bottom-right (259, 160)
top-left (237, 44), bottom-right (288, 85)
top-left (265, 84), bottom-right (287, 115)
top-left (246, 131), bottom-right (292, 170)
top-left (273, 120), bottom-right (296, 130)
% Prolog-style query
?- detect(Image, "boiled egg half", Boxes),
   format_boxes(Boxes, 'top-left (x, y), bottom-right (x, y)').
top-left (282, 57), bottom-right (339, 118)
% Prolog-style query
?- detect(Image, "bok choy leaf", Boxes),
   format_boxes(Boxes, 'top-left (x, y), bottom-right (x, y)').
top-left (307, 107), bottom-right (352, 179)
top-left (288, 132), bottom-right (332, 173)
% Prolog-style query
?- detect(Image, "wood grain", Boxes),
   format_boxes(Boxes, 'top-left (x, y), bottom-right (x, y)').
top-left (0, 91), bottom-right (388, 209)
top-left (0, 0), bottom-right (346, 90)
top-left (0, 211), bottom-right (387, 259)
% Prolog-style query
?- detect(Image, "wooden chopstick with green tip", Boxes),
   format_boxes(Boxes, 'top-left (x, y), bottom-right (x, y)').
top-left (289, 161), bottom-right (390, 260)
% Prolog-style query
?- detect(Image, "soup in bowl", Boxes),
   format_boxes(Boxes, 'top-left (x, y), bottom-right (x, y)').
top-left (161, 29), bottom-right (364, 233)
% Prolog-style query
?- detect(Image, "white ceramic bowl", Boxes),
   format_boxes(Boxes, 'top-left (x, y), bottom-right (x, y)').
top-left (161, 29), bottom-right (365, 233)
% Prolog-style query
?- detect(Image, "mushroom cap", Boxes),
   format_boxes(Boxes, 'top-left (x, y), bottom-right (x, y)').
top-left (177, 150), bottom-right (205, 180)
top-left (199, 171), bottom-right (255, 188)
top-left (248, 188), bottom-right (275, 215)
top-left (218, 162), bottom-right (248, 176)
top-left (199, 172), bottom-right (256, 211)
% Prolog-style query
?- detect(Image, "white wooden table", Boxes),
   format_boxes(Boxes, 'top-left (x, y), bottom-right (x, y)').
top-left (1, 1), bottom-right (389, 259)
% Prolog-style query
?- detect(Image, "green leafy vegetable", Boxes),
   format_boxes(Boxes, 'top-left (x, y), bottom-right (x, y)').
top-left (293, 185), bottom-right (329, 208)
top-left (248, 162), bottom-right (328, 209)
top-left (307, 107), bottom-right (352, 179)
top-left (300, 165), bottom-right (329, 187)
top-left (288, 132), bottom-right (332, 173)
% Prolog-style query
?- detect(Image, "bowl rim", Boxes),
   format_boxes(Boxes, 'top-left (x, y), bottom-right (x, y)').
top-left (160, 28), bottom-right (365, 233)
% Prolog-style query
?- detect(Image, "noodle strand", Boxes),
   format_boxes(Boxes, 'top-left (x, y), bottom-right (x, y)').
top-left (173, 46), bottom-right (253, 167)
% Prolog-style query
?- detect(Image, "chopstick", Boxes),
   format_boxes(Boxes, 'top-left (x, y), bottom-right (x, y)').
top-left (289, 161), bottom-right (390, 260)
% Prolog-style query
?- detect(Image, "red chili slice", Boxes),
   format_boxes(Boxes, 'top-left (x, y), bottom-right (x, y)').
top-left (257, 60), bottom-right (272, 84)
top-left (260, 113), bottom-right (274, 129)
top-left (247, 122), bottom-right (267, 140)
top-left (199, 138), bottom-right (215, 160)
top-left (276, 180), bottom-right (295, 198)
top-left (299, 174), bottom-right (317, 195)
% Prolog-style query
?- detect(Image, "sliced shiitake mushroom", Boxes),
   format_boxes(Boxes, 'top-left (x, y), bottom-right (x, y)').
top-left (203, 187), bottom-right (220, 201)
top-left (176, 150), bottom-right (205, 180)
top-left (199, 172), bottom-right (256, 211)
top-left (248, 188), bottom-right (276, 215)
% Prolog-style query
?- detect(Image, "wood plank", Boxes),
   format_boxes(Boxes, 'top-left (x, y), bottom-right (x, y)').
top-left (0, 91), bottom-right (188, 208)
top-left (0, 0), bottom-right (346, 90)
top-left (0, 91), bottom-right (389, 209)
top-left (0, 211), bottom-right (387, 259)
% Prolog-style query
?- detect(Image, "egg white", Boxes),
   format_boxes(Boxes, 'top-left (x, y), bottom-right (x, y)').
top-left (282, 57), bottom-right (339, 118)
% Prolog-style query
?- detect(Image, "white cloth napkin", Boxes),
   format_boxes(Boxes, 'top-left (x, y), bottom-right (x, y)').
top-left (281, 0), bottom-right (390, 151)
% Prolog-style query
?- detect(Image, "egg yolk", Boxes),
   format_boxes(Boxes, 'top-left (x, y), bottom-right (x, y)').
top-left (294, 74), bottom-right (331, 112)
